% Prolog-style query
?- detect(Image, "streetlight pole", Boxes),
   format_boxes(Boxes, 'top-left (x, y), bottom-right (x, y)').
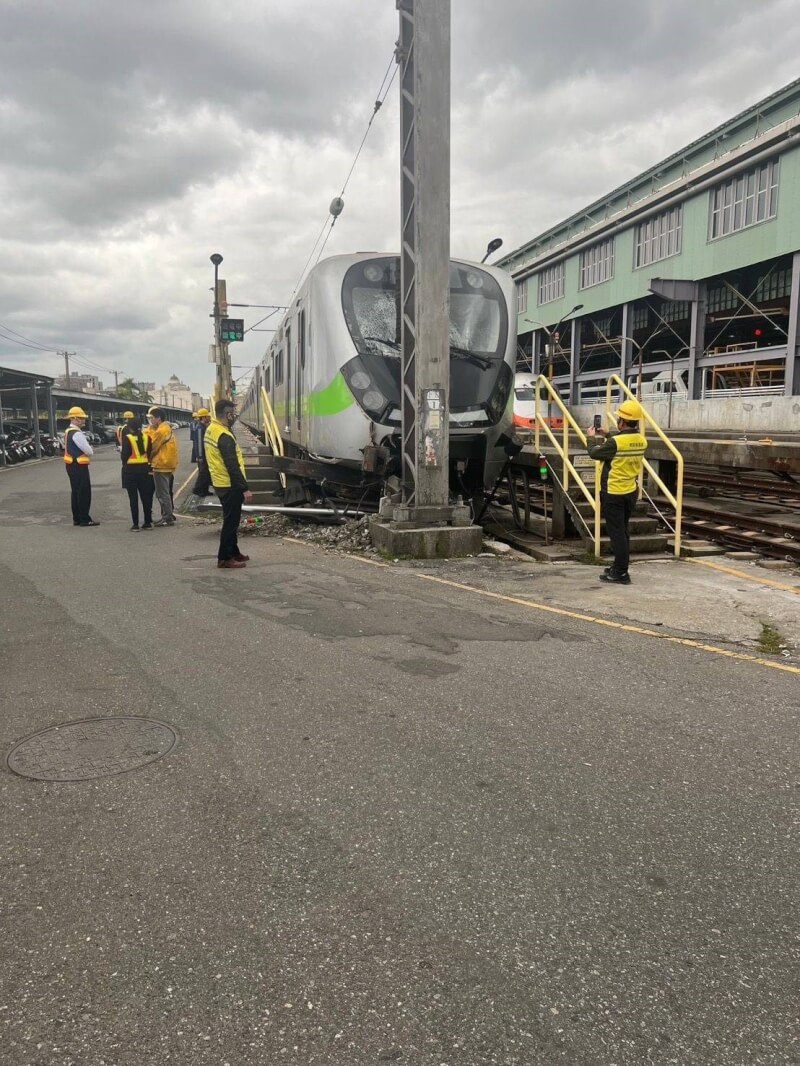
top-left (481, 237), bottom-right (503, 264)
top-left (210, 253), bottom-right (224, 400)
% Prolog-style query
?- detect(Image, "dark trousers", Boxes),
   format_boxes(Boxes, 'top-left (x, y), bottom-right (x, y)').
top-left (218, 488), bottom-right (244, 561)
top-left (192, 459), bottom-right (212, 495)
top-left (601, 490), bottom-right (637, 575)
top-left (126, 477), bottom-right (155, 526)
top-left (67, 463), bottom-right (92, 524)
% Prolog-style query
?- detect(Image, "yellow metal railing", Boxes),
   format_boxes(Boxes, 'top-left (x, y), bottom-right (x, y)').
top-left (260, 386), bottom-right (286, 490)
top-left (604, 374), bottom-right (684, 557)
top-left (260, 386), bottom-right (284, 459)
top-left (534, 376), bottom-right (603, 555)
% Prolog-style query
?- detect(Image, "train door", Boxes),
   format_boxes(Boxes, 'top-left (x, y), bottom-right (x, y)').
top-left (296, 308), bottom-right (306, 436)
top-left (285, 323), bottom-right (292, 435)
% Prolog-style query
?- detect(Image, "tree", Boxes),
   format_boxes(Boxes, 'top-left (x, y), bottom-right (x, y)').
top-left (116, 378), bottom-right (153, 403)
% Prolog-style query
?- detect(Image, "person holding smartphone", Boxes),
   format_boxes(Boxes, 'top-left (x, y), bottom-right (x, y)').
top-left (586, 400), bottom-right (648, 584)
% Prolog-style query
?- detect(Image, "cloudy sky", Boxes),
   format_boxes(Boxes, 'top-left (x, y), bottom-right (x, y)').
top-left (1, 0), bottom-right (799, 398)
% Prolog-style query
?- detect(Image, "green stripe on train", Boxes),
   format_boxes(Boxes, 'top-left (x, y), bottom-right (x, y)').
top-left (272, 372), bottom-right (356, 419)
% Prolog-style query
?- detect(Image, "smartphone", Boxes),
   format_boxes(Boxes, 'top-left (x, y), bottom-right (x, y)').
top-left (593, 415), bottom-right (602, 431)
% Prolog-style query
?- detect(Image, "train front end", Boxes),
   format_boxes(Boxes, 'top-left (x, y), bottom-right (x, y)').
top-left (339, 256), bottom-right (514, 498)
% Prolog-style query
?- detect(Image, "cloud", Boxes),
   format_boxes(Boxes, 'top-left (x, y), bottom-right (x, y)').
top-left (0, 0), bottom-right (798, 393)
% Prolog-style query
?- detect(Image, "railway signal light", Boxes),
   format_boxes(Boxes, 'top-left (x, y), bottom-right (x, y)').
top-left (220, 318), bottom-right (244, 342)
top-left (538, 454), bottom-right (548, 480)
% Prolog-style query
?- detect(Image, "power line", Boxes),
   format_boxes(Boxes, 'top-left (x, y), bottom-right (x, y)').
top-left (0, 322), bottom-right (60, 353)
top-left (290, 48), bottom-right (398, 297)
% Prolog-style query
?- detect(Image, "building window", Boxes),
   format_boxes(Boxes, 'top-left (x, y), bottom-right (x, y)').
top-left (709, 160), bottom-right (779, 240)
top-left (516, 281), bottom-right (528, 314)
top-left (579, 237), bottom-right (614, 289)
top-left (632, 305), bottom-right (649, 332)
top-left (659, 299), bottom-right (689, 324)
top-left (634, 205), bottom-right (682, 268)
top-left (706, 285), bottom-right (738, 314)
top-left (754, 266), bottom-right (791, 302)
top-left (537, 263), bottom-right (565, 305)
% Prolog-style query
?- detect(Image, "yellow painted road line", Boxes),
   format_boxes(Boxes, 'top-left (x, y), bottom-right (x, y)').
top-left (173, 470), bottom-right (197, 503)
top-left (345, 554), bottom-right (800, 677)
top-left (687, 557), bottom-right (800, 595)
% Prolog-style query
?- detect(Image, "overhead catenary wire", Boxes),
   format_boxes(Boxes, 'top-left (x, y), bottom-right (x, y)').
top-left (289, 49), bottom-right (399, 298)
top-left (0, 321), bottom-right (60, 353)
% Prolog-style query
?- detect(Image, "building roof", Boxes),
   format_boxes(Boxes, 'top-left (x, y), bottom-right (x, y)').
top-left (0, 364), bottom-right (55, 390)
top-left (500, 75), bottom-right (800, 275)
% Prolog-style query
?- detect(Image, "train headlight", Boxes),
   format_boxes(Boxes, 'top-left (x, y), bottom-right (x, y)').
top-left (362, 389), bottom-right (386, 410)
top-left (465, 272), bottom-right (484, 289)
top-left (349, 371), bottom-right (371, 390)
top-left (363, 264), bottom-right (384, 282)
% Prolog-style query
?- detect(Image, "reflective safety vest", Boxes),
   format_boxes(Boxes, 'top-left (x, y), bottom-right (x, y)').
top-left (64, 426), bottom-right (91, 465)
top-left (605, 432), bottom-right (648, 495)
top-left (204, 419), bottom-right (245, 488)
top-left (124, 432), bottom-right (149, 465)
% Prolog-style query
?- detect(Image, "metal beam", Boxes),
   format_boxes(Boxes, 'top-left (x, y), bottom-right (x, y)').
top-left (784, 250), bottom-right (800, 396)
top-left (687, 283), bottom-right (706, 400)
top-left (649, 278), bottom-right (701, 302)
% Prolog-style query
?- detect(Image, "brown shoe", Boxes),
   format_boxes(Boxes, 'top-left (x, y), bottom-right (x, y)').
top-left (217, 559), bottom-right (246, 569)
top-left (233, 552), bottom-right (250, 562)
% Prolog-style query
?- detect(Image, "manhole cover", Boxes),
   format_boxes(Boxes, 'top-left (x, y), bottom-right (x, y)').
top-left (5, 717), bottom-right (177, 782)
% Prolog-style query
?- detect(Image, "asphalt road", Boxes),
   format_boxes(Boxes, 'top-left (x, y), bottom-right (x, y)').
top-left (1, 443), bottom-right (797, 1065)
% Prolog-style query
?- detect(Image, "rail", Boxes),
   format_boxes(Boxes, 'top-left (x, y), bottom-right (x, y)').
top-left (534, 376), bottom-right (603, 555)
top-left (604, 373), bottom-right (684, 557)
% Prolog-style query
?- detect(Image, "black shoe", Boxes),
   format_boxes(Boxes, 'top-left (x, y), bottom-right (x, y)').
top-left (599, 570), bottom-right (631, 584)
top-left (142, 522), bottom-right (153, 530)
top-left (79, 520), bottom-right (100, 527)
top-left (130, 524), bottom-right (140, 532)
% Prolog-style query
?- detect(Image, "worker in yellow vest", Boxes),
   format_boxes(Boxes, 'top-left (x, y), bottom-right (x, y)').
top-left (63, 406), bottom-right (99, 526)
top-left (147, 407), bottom-right (179, 526)
top-left (116, 411), bottom-right (135, 450)
top-left (120, 414), bottom-right (154, 530)
top-left (586, 399), bottom-right (648, 584)
top-left (204, 398), bottom-right (253, 568)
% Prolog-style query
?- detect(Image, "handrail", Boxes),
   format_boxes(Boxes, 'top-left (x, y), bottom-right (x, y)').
top-left (260, 386), bottom-right (284, 458)
top-left (604, 373), bottom-right (684, 557)
top-left (260, 386), bottom-right (286, 490)
top-left (535, 375), bottom-right (602, 556)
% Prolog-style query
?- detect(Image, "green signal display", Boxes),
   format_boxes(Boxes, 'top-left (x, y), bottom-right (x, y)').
top-left (220, 318), bottom-right (244, 342)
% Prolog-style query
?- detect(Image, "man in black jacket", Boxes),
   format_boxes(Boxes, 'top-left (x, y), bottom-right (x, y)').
top-left (204, 399), bottom-right (253, 569)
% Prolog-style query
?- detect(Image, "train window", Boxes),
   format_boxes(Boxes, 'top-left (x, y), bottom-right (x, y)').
top-left (299, 309), bottom-right (306, 369)
top-left (265, 366), bottom-right (271, 394)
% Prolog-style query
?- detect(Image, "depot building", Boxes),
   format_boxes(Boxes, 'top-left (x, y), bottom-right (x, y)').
top-left (499, 76), bottom-right (800, 418)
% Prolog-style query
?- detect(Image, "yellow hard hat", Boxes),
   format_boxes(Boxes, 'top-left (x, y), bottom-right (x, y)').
top-left (147, 406), bottom-right (158, 415)
top-left (122, 410), bottom-right (135, 419)
top-left (616, 399), bottom-right (643, 422)
top-left (196, 408), bottom-right (210, 418)
top-left (67, 406), bottom-right (88, 419)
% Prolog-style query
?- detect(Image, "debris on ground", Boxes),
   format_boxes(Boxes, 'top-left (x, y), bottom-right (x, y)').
top-left (239, 514), bottom-right (378, 554)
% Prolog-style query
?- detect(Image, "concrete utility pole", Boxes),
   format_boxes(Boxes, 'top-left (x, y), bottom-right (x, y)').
top-left (371, 0), bottom-right (479, 557)
top-left (61, 351), bottom-right (74, 389)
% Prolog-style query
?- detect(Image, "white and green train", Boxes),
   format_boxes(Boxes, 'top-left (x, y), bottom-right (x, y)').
top-left (239, 253), bottom-right (516, 501)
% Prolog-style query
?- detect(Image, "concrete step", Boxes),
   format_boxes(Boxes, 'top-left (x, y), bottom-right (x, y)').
top-left (598, 533), bottom-right (671, 554)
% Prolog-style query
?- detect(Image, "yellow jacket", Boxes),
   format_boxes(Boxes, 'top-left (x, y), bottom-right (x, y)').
top-left (148, 422), bottom-right (178, 473)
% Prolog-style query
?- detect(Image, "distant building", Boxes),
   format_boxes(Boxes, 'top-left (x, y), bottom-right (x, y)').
top-left (137, 382), bottom-right (156, 398)
top-left (500, 76), bottom-right (800, 401)
top-left (156, 374), bottom-right (192, 410)
top-left (56, 372), bottom-right (103, 393)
